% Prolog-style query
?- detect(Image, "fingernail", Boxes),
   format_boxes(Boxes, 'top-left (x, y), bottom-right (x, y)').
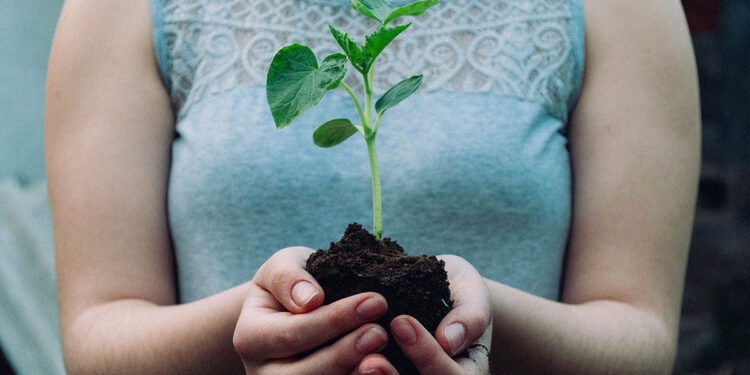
top-left (444, 323), bottom-right (466, 355)
top-left (291, 281), bottom-right (320, 307)
top-left (391, 318), bottom-right (417, 346)
top-left (356, 327), bottom-right (388, 354)
top-left (355, 296), bottom-right (387, 321)
top-left (360, 369), bottom-right (384, 375)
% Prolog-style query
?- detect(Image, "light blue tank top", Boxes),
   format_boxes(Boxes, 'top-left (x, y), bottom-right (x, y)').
top-left (150, 0), bottom-right (585, 303)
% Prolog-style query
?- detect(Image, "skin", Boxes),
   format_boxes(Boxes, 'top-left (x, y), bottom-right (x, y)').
top-left (45, 0), bottom-right (699, 374)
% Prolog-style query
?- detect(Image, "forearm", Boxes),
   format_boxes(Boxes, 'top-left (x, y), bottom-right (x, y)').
top-left (485, 279), bottom-right (675, 375)
top-left (62, 282), bottom-right (249, 375)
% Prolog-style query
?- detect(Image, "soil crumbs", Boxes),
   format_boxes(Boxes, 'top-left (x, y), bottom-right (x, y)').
top-left (306, 223), bottom-right (453, 375)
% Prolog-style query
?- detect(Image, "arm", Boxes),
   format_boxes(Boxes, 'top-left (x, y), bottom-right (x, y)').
top-left (46, 0), bottom-right (247, 372)
top-left (46, 1), bottom-right (388, 374)
top-left (485, 0), bottom-right (700, 373)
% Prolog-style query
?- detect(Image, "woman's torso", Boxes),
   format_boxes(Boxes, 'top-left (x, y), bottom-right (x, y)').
top-left (150, 0), bottom-right (584, 303)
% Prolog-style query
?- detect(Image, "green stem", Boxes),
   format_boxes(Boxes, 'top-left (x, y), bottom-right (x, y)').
top-left (373, 112), bottom-right (383, 134)
top-left (364, 68), bottom-right (373, 130)
top-left (340, 81), bottom-right (366, 130)
top-left (363, 67), bottom-right (382, 239)
top-left (366, 136), bottom-right (383, 241)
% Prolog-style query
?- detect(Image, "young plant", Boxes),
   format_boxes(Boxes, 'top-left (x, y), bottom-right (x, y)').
top-left (266, 0), bottom-right (439, 241)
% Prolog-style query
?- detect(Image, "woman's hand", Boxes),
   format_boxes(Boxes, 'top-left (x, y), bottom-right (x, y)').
top-left (233, 246), bottom-right (391, 375)
top-left (356, 255), bottom-right (493, 375)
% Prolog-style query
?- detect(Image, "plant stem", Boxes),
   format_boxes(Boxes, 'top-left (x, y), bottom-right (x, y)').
top-left (373, 112), bottom-right (383, 134)
top-left (364, 74), bottom-right (373, 129)
top-left (366, 135), bottom-right (383, 240)
top-left (340, 82), bottom-right (366, 133)
top-left (359, 66), bottom-right (382, 240)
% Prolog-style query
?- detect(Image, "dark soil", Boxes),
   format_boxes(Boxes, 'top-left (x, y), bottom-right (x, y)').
top-left (306, 223), bottom-right (453, 375)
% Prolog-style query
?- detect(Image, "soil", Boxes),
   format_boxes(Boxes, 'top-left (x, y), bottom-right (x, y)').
top-left (305, 223), bottom-right (453, 375)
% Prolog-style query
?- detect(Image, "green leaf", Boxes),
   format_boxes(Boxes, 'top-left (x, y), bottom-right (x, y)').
top-left (266, 44), bottom-right (347, 129)
top-left (329, 25), bottom-right (368, 73)
top-left (362, 24), bottom-right (410, 66)
top-left (375, 75), bottom-right (423, 115)
top-left (349, 0), bottom-right (396, 24)
top-left (349, 0), bottom-right (439, 25)
top-left (383, 0), bottom-right (439, 25)
top-left (313, 118), bottom-right (359, 147)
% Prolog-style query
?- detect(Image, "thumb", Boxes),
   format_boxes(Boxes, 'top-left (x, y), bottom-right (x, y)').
top-left (435, 255), bottom-right (491, 357)
top-left (253, 246), bottom-right (325, 313)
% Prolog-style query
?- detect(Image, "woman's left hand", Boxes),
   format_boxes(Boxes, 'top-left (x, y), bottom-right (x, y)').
top-left (355, 255), bottom-right (493, 375)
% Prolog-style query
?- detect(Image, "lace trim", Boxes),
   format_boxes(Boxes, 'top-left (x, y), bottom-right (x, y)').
top-left (161, 0), bottom-right (581, 120)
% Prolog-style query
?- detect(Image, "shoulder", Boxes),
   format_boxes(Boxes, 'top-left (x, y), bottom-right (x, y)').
top-left (577, 0), bottom-right (699, 130)
top-left (54, 0), bottom-right (153, 33)
top-left (582, 0), bottom-right (695, 72)
top-left (45, 0), bottom-right (172, 170)
top-left (46, 0), bottom-right (169, 130)
top-left (583, 0), bottom-right (690, 35)
top-left (48, 0), bottom-right (156, 80)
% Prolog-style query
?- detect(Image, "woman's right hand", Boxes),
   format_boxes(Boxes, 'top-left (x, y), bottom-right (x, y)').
top-left (233, 246), bottom-right (390, 375)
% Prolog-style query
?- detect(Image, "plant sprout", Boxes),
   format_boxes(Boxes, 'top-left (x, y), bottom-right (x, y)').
top-left (266, 0), bottom-right (439, 241)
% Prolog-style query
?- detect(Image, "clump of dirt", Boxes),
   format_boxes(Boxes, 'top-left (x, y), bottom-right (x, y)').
top-left (306, 223), bottom-right (452, 375)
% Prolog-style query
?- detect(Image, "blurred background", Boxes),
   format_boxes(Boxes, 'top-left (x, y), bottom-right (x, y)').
top-left (0, 0), bottom-right (748, 374)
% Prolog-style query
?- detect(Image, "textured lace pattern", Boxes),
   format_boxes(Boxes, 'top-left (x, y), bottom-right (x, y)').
top-left (159, 0), bottom-right (582, 120)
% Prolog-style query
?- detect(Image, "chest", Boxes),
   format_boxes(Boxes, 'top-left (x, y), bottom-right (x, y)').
top-left (161, 0), bottom-right (582, 121)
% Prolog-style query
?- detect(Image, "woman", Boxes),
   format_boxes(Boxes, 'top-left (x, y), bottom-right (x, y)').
top-left (45, 0), bottom-right (700, 373)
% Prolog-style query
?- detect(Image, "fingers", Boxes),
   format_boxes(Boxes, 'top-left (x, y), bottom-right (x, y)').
top-left (235, 291), bottom-right (388, 360)
top-left (356, 354), bottom-right (398, 375)
top-left (435, 255), bottom-right (491, 356)
top-left (390, 315), bottom-right (465, 374)
top-left (260, 324), bottom-right (389, 375)
top-left (455, 324), bottom-right (493, 374)
top-left (254, 246), bottom-right (324, 313)
top-left (391, 315), bottom-right (491, 375)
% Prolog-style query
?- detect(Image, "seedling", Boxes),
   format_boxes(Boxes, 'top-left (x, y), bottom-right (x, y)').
top-left (266, 0), bottom-right (439, 241)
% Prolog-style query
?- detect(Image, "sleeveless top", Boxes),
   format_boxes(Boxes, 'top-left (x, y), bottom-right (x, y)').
top-left (150, 0), bottom-right (585, 303)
